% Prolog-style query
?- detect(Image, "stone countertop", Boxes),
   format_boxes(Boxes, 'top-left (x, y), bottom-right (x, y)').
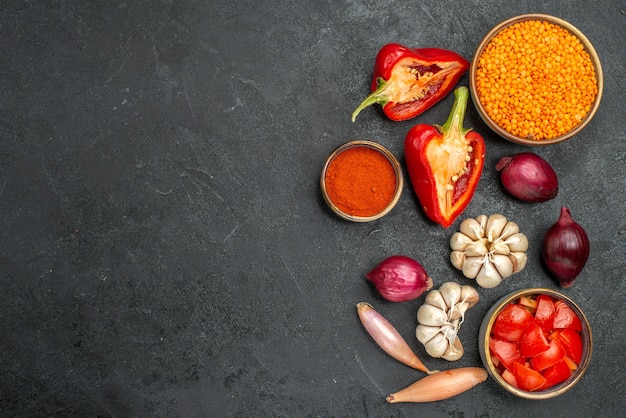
top-left (1, 1), bottom-right (625, 416)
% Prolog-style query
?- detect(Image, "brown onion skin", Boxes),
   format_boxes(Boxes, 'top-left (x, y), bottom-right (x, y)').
top-left (366, 255), bottom-right (433, 302)
top-left (542, 207), bottom-right (590, 287)
top-left (496, 153), bottom-right (558, 203)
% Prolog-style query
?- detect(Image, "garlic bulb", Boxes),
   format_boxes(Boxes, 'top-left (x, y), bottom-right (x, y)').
top-left (415, 282), bottom-right (479, 361)
top-left (450, 214), bottom-right (528, 289)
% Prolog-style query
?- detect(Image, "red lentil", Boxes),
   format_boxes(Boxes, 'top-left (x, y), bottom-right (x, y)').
top-left (475, 20), bottom-right (598, 140)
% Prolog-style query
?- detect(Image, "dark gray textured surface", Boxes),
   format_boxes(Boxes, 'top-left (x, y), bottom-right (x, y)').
top-left (1, 1), bottom-right (625, 416)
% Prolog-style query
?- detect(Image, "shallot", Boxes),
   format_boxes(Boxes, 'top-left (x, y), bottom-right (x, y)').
top-left (496, 153), bottom-right (558, 203)
top-left (365, 255), bottom-right (433, 302)
top-left (386, 367), bottom-right (487, 403)
top-left (542, 207), bottom-right (590, 287)
top-left (356, 302), bottom-right (433, 374)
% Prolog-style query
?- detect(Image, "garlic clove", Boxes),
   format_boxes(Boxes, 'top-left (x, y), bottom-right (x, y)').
top-left (449, 302), bottom-right (467, 321)
top-left (475, 261), bottom-right (502, 288)
top-left (486, 214), bottom-right (507, 242)
top-left (461, 256), bottom-right (484, 279)
top-left (460, 285), bottom-right (480, 309)
top-left (459, 218), bottom-right (483, 241)
top-left (450, 251), bottom-right (465, 270)
top-left (476, 214), bottom-right (488, 232)
top-left (424, 289), bottom-right (448, 312)
top-left (490, 241), bottom-right (512, 255)
top-left (499, 221), bottom-right (520, 240)
top-left (450, 296), bottom-right (478, 322)
top-left (424, 332), bottom-right (448, 358)
top-left (490, 253), bottom-right (514, 278)
top-left (509, 251), bottom-right (528, 273)
top-left (448, 319), bottom-right (461, 335)
top-left (450, 232), bottom-right (474, 251)
top-left (464, 240), bottom-right (489, 257)
top-left (439, 282), bottom-right (461, 309)
top-left (502, 232), bottom-right (529, 252)
top-left (441, 320), bottom-right (461, 348)
top-left (416, 324), bottom-right (441, 345)
top-left (417, 304), bottom-right (449, 327)
top-left (441, 336), bottom-right (464, 361)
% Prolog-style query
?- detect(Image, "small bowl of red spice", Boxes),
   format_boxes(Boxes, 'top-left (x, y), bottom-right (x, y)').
top-left (320, 140), bottom-right (403, 222)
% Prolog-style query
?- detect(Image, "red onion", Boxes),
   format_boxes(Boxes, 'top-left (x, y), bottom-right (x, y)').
top-left (495, 153), bottom-right (558, 203)
top-left (366, 255), bottom-right (433, 302)
top-left (542, 207), bottom-right (590, 287)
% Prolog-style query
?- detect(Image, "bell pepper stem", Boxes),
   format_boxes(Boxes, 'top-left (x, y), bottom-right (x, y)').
top-left (351, 77), bottom-right (390, 122)
top-left (437, 86), bottom-right (472, 137)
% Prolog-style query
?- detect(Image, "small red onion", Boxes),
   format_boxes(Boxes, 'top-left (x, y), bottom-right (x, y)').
top-left (496, 153), bottom-right (558, 203)
top-left (366, 255), bottom-right (433, 302)
top-left (542, 207), bottom-right (590, 287)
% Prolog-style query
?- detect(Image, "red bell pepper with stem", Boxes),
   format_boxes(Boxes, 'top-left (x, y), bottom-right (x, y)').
top-left (404, 86), bottom-right (485, 228)
top-left (351, 43), bottom-right (470, 122)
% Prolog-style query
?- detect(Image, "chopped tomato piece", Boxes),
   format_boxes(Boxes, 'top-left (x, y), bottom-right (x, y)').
top-left (502, 369), bottom-right (518, 388)
top-left (520, 322), bottom-right (551, 357)
top-left (531, 339), bottom-right (566, 371)
top-left (539, 359), bottom-right (571, 390)
top-left (513, 361), bottom-right (547, 392)
top-left (492, 303), bottom-right (534, 342)
top-left (534, 294), bottom-right (555, 332)
top-left (547, 330), bottom-right (560, 341)
top-left (553, 301), bottom-right (582, 330)
top-left (519, 296), bottom-right (538, 311)
top-left (558, 328), bottom-right (583, 364)
top-left (492, 354), bottom-right (501, 369)
top-left (563, 355), bottom-right (579, 371)
top-left (490, 338), bottom-right (521, 372)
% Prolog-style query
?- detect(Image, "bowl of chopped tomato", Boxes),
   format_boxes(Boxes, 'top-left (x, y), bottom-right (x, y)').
top-left (479, 288), bottom-right (592, 399)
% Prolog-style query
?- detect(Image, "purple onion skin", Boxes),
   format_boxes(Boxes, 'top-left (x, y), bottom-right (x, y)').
top-left (496, 153), bottom-right (558, 203)
top-left (542, 207), bottom-right (590, 287)
top-left (366, 255), bottom-right (433, 302)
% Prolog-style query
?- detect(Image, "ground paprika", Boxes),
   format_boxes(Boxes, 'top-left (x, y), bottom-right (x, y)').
top-left (323, 143), bottom-right (398, 218)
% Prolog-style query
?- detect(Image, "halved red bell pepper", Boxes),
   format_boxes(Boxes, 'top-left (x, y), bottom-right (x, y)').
top-left (351, 43), bottom-right (470, 122)
top-left (404, 86), bottom-right (485, 228)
